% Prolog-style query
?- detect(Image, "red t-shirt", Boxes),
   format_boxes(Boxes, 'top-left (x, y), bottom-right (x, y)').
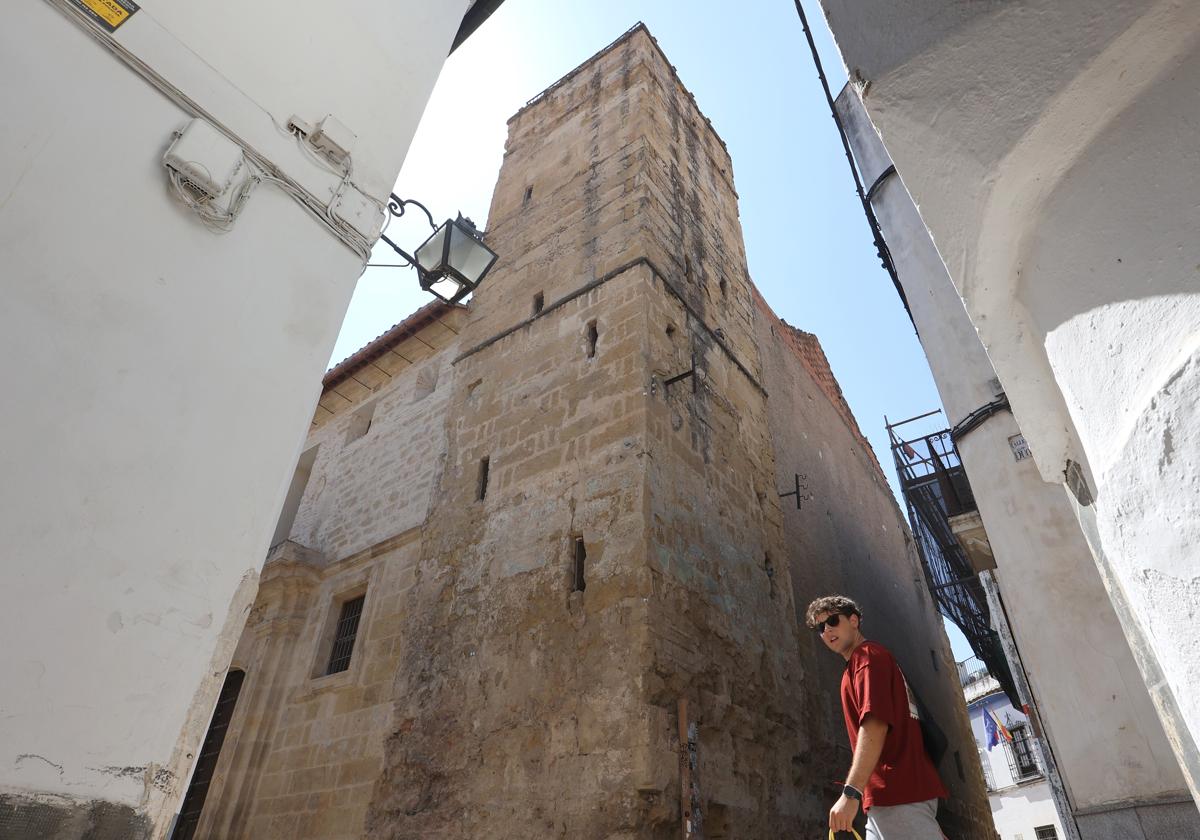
top-left (840, 640), bottom-right (948, 809)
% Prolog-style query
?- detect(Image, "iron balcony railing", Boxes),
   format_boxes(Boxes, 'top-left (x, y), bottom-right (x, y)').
top-left (956, 655), bottom-right (991, 689)
top-left (886, 410), bottom-right (1021, 707)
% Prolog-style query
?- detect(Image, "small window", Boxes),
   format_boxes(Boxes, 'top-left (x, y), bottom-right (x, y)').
top-left (953, 749), bottom-right (965, 781)
top-left (476, 456), bottom-right (490, 501)
top-left (572, 537), bottom-right (587, 592)
top-left (413, 365), bottom-right (439, 402)
top-left (1034, 827), bottom-right (1058, 840)
top-left (326, 595), bottom-right (365, 675)
top-left (532, 292), bottom-right (544, 315)
top-left (585, 320), bottom-right (598, 359)
top-left (346, 400), bottom-right (376, 444)
top-left (930, 649), bottom-right (939, 672)
top-left (719, 277), bottom-right (728, 298)
top-left (523, 185), bottom-right (533, 205)
top-left (270, 445), bottom-right (318, 547)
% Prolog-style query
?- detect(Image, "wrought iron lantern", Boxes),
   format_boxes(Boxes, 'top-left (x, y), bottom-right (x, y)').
top-left (378, 196), bottom-right (498, 304)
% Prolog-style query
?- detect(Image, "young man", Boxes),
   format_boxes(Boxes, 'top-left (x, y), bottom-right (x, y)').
top-left (806, 595), bottom-right (948, 839)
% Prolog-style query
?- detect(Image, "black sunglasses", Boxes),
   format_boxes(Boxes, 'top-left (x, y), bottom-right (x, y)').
top-left (815, 613), bottom-right (850, 634)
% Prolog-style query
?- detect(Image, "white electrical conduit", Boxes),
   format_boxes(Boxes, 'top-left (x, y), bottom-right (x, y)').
top-left (44, 0), bottom-right (384, 265)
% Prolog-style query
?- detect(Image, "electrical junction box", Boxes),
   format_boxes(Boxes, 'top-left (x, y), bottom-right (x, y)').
top-left (333, 186), bottom-right (385, 241)
top-left (163, 118), bottom-right (245, 199)
top-left (310, 116), bottom-right (356, 165)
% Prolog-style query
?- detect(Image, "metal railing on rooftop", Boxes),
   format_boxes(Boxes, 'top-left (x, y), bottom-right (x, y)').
top-left (956, 655), bottom-right (991, 689)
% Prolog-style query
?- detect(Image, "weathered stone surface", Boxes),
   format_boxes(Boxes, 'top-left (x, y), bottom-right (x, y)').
top-left (193, 24), bottom-right (994, 840)
top-left (0, 793), bottom-right (150, 840)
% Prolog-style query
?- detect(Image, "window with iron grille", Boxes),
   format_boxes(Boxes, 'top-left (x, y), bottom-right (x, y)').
top-left (1005, 723), bottom-right (1041, 781)
top-left (326, 595), bottom-right (365, 675)
top-left (1034, 826), bottom-right (1058, 840)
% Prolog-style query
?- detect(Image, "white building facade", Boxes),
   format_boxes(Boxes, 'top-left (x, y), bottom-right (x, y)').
top-left (813, 5), bottom-right (1200, 815)
top-left (961, 660), bottom-right (1063, 840)
top-left (0, 2), bottom-right (489, 837)
top-left (832, 72), bottom-right (1199, 838)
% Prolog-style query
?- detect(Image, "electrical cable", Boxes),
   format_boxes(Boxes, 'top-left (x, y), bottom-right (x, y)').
top-left (792, 0), bottom-right (915, 328)
top-left (45, 0), bottom-right (383, 264)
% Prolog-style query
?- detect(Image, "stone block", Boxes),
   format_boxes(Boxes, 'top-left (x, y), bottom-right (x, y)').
top-left (1077, 806), bottom-right (1147, 840)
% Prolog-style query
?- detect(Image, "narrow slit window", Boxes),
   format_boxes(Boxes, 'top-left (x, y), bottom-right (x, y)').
top-left (573, 537), bottom-right (587, 592)
top-left (719, 277), bottom-right (728, 298)
top-left (532, 292), bottom-right (544, 315)
top-left (476, 456), bottom-right (490, 501)
top-left (326, 595), bottom-right (365, 675)
top-left (930, 649), bottom-right (939, 671)
top-left (585, 320), bottom-right (598, 359)
top-left (954, 749), bottom-right (965, 781)
top-left (523, 185), bottom-right (533, 205)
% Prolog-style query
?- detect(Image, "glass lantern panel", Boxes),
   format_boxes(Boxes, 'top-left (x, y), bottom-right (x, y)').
top-left (428, 276), bottom-right (464, 302)
top-left (447, 223), bottom-right (497, 285)
top-left (414, 224), bottom-right (449, 272)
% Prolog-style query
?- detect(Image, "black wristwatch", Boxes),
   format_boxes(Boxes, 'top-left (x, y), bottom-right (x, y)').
top-left (842, 784), bottom-right (863, 801)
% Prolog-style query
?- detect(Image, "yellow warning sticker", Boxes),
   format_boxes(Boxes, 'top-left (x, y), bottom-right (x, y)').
top-left (70, 0), bottom-right (139, 32)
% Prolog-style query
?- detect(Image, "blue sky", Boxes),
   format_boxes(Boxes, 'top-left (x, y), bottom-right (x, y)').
top-left (330, 0), bottom-right (974, 661)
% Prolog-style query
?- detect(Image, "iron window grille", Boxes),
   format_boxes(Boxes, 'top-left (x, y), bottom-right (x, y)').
top-left (1005, 723), bottom-right (1041, 782)
top-left (170, 670), bottom-right (245, 840)
top-left (326, 595), bottom-right (365, 675)
top-left (1035, 826), bottom-right (1058, 840)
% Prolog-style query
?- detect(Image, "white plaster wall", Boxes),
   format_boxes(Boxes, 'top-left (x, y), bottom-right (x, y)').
top-left (0, 0), bottom-right (465, 833)
top-left (1024, 51), bottom-right (1200, 775)
top-left (835, 86), bottom-right (1189, 813)
top-left (992, 785), bottom-right (1061, 840)
top-left (820, 0), bottom-right (1200, 805)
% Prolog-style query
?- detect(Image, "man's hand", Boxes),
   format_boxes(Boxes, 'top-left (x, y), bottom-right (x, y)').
top-left (829, 793), bottom-right (860, 833)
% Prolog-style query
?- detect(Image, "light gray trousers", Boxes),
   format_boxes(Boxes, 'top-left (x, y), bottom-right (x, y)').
top-left (865, 798), bottom-right (943, 840)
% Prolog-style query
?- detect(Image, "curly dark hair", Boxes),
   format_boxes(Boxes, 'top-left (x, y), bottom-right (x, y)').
top-left (804, 595), bottom-right (862, 629)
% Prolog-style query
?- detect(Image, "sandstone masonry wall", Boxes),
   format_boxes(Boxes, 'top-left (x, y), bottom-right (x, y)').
top-left (192, 314), bottom-right (464, 839)
top-left (754, 293), bottom-right (994, 838)
top-left (194, 23), bottom-right (995, 840)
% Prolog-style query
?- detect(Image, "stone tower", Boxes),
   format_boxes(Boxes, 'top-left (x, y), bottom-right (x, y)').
top-left (190, 24), bottom-right (993, 840)
top-left (372, 23), bottom-right (803, 837)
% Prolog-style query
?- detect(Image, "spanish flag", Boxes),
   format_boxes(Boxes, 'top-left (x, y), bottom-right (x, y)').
top-left (984, 707), bottom-right (1013, 750)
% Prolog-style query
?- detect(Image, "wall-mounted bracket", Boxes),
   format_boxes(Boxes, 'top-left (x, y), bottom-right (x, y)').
top-left (664, 353), bottom-right (699, 394)
top-left (779, 473), bottom-right (814, 510)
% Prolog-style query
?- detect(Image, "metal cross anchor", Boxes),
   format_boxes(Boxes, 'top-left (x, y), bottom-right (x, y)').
top-left (779, 473), bottom-right (813, 509)
top-left (663, 352), bottom-right (699, 394)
